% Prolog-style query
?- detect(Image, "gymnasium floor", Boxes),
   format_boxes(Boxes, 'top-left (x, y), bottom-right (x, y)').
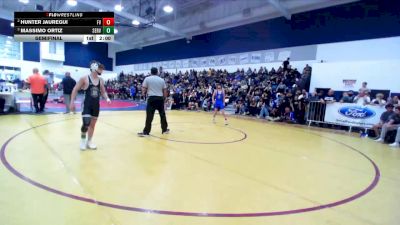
top-left (0, 111), bottom-right (399, 225)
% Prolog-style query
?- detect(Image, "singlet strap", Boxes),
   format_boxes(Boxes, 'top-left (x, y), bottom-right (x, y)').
top-left (88, 75), bottom-right (93, 85)
top-left (88, 75), bottom-right (100, 86)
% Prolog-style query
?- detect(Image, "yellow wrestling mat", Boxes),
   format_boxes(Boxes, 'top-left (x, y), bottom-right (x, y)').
top-left (0, 111), bottom-right (399, 225)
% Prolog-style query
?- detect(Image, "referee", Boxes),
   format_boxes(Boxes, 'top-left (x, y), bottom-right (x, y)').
top-left (138, 67), bottom-right (169, 137)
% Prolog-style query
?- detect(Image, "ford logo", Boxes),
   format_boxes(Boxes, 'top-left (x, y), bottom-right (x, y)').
top-left (338, 106), bottom-right (375, 119)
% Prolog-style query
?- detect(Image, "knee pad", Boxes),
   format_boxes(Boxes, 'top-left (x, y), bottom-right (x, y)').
top-left (81, 117), bottom-right (91, 133)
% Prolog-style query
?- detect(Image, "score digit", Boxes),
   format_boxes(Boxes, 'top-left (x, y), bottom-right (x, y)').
top-left (102, 18), bottom-right (114, 26)
top-left (102, 26), bottom-right (114, 34)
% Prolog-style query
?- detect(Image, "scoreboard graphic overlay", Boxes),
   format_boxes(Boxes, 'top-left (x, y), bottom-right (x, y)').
top-left (14, 12), bottom-right (114, 42)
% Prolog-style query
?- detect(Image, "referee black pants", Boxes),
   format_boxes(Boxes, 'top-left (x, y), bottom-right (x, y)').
top-left (32, 93), bottom-right (44, 113)
top-left (143, 96), bottom-right (168, 134)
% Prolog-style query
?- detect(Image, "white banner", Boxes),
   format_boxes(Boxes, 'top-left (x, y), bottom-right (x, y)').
top-left (190, 59), bottom-right (198, 67)
top-left (201, 58), bottom-right (209, 67)
top-left (264, 51), bottom-right (274, 62)
top-left (240, 53), bottom-right (249, 64)
top-left (250, 52), bottom-right (262, 64)
top-left (175, 60), bottom-right (182, 68)
top-left (182, 60), bottom-right (189, 68)
top-left (324, 103), bottom-right (386, 128)
top-left (169, 61), bottom-right (176, 69)
top-left (209, 57), bottom-right (216, 66)
top-left (218, 56), bottom-right (226, 66)
top-left (278, 50), bottom-right (291, 61)
top-left (228, 55), bottom-right (237, 65)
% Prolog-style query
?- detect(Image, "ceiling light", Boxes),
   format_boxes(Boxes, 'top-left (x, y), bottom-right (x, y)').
top-left (114, 4), bottom-right (123, 12)
top-left (163, 5), bottom-right (173, 13)
top-left (19, 0), bottom-right (29, 4)
top-left (6, 40), bottom-right (12, 44)
top-left (10, 22), bottom-right (14, 27)
top-left (114, 28), bottom-right (118, 34)
top-left (99, 9), bottom-right (103, 12)
top-left (132, 20), bottom-right (140, 26)
top-left (66, 0), bottom-right (77, 7)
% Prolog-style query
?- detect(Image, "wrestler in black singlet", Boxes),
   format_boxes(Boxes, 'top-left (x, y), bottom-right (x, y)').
top-left (82, 75), bottom-right (100, 117)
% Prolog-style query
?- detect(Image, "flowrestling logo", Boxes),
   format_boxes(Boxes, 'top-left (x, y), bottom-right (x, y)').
top-left (338, 106), bottom-right (375, 119)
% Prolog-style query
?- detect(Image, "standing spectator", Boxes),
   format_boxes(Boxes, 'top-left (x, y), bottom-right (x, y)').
top-left (42, 70), bottom-right (52, 110)
top-left (359, 82), bottom-right (370, 94)
top-left (26, 68), bottom-right (47, 113)
top-left (130, 85), bottom-right (136, 100)
top-left (295, 90), bottom-right (307, 124)
top-left (283, 58), bottom-right (290, 72)
top-left (60, 72), bottom-right (76, 114)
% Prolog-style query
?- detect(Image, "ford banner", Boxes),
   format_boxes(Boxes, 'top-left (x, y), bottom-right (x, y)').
top-left (324, 103), bottom-right (386, 128)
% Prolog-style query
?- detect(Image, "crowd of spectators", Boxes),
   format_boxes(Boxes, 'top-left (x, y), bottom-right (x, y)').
top-left (104, 61), bottom-right (399, 144)
top-left (105, 60), bottom-right (312, 124)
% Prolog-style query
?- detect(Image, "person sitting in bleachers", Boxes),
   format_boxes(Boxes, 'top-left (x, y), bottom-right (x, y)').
top-left (375, 106), bottom-right (400, 143)
top-left (353, 91), bottom-right (371, 105)
top-left (388, 95), bottom-right (399, 106)
top-left (340, 91), bottom-right (354, 103)
top-left (371, 93), bottom-right (386, 106)
top-left (371, 104), bottom-right (395, 139)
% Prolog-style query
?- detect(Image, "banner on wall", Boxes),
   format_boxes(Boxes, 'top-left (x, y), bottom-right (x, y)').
top-left (190, 59), bottom-right (198, 67)
top-left (182, 60), bottom-right (189, 68)
top-left (175, 60), bottom-right (182, 69)
top-left (343, 79), bottom-right (357, 90)
top-left (169, 61), bottom-right (176, 69)
top-left (239, 53), bottom-right (249, 64)
top-left (201, 58), bottom-right (209, 67)
top-left (250, 52), bottom-right (262, 64)
top-left (324, 103), bottom-right (385, 128)
top-left (163, 62), bottom-right (169, 69)
top-left (264, 51), bottom-right (275, 62)
top-left (218, 56), bottom-right (226, 66)
top-left (128, 45), bottom-right (318, 71)
top-left (278, 50), bottom-right (291, 61)
top-left (209, 57), bottom-right (216, 66)
top-left (228, 55), bottom-right (237, 65)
